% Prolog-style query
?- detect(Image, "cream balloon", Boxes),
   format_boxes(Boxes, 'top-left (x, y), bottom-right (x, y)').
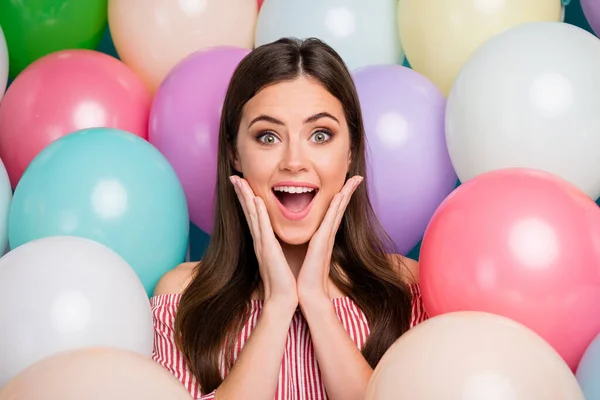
top-left (365, 312), bottom-right (584, 400)
top-left (445, 22), bottom-right (600, 199)
top-left (397, 0), bottom-right (561, 96)
top-left (108, 0), bottom-right (257, 92)
top-left (0, 347), bottom-right (192, 400)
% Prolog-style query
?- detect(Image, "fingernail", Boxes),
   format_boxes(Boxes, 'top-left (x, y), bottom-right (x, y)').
top-left (229, 176), bottom-right (235, 184)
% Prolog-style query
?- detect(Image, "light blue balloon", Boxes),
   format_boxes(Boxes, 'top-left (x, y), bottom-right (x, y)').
top-left (577, 333), bottom-right (600, 399)
top-left (255, 0), bottom-right (404, 71)
top-left (8, 128), bottom-right (189, 297)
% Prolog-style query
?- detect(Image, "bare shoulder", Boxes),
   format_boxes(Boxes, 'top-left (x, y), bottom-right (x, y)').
top-left (387, 254), bottom-right (419, 284)
top-left (153, 262), bottom-right (199, 296)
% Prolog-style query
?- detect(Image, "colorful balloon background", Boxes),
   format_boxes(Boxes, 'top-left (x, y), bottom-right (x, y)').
top-left (0, 1), bottom-right (599, 396)
top-left (8, 128), bottom-right (189, 297)
top-left (0, 0), bottom-right (108, 79)
top-left (0, 49), bottom-right (152, 188)
top-left (0, 347), bottom-right (193, 400)
top-left (353, 64), bottom-right (456, 253)
top-left (366, 311), bottom-right (584, 399)
top-left (108, 0), bottom-right (257, 92)
top-left (256, 0), bottom-right (404, 71)
top-left (149, 47), bottom-right (251, 234)
top-left (419, 168), bottom-right (600, 371)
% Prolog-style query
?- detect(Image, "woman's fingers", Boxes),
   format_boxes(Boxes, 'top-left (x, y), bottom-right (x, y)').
top-left (230, 176), bottom-right (261, 243)
top-left (230, 176), bottom-right (250, 218)
top-left (254, 196), bottom-right (278, 246)
top-left (330, 176), bottom-right (362, 241)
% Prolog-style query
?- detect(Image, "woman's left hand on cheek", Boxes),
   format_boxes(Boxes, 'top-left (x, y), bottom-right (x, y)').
top-left (297, 175), bottom-right (364, 303)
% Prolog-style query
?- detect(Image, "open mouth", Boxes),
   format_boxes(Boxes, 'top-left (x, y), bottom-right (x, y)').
top-left (272, 184), bottom-right (318, 220)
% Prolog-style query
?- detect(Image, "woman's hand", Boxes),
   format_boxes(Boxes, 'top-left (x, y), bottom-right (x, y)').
top-left (230, 175), bottom-right (298, 312)
top-left (297, 175), bottom-right (363, 305)
top-left (295, 176), bottom-right (372, 400)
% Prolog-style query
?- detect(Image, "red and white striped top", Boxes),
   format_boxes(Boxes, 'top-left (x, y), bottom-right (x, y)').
top-left (152, 283), bottom-right (428, 399)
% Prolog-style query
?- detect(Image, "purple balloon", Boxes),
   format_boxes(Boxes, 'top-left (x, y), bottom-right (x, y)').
top-left (353, 65), bottom-right (457, 254)
top-left (582, 0), bottom-right (600, 37)
top-left (149, 47), bottom-right (250, 234)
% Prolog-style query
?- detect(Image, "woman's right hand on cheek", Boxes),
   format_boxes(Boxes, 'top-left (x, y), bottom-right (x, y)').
top-left (230, 175), bottom-right (298, 313)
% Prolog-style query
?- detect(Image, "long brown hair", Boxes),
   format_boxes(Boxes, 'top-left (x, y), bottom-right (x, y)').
top-left (175, 37), bottom-right (413, 393)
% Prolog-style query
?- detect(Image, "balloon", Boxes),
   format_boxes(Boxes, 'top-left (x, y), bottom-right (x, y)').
top-left (0, 49), bottom-right (152, 188)
top-left (8, 128), bottom-right (189, 297)
top-left (397, 0), bottom-right (561, 95)
top-left (419, 167), bottom-right (600, 370)
top-left (108, 0), bottom-right (257, 92)
top-left (0, 236), bottom-right (153, 387)
top-left (0, 159), bottom-right (11, 253)
top-left (365, 311), bottom-right (584, 399)
top-left (0, 0), bottom-right (107, 79)
top-left (255, 0), bottom-right (403, 71)
top-left (581, 0), bottom-right (600, 37)
top-left (0, 27), bottom-right (7, 102)
top-left (149, 47), bottom-right (250, 234)
top-left (446, 22), bottom-right (600, 199)
top-left (0, 347), bottom-right (192, 400)
top-left (577, 333), bottom-right (600, 399)
top-left (352, 65), bottom-right (456, 254)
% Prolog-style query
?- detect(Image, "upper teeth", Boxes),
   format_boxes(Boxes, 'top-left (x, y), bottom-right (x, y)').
top-left (273, 186), bottom-right (315, 194)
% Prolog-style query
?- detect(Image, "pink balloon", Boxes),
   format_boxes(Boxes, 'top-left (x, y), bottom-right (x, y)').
top-left (149, 46), bottom-right (250, 234)
top-left (420, 168), bottom-right (600, 371)
top-left (0, 49), bottom-right (152, 188)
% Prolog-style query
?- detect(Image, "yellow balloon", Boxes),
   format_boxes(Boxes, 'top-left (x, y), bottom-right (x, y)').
top-left (397, 0), bottom-right (561, 96)
top-left (108, 0), bottom-right (258, 93)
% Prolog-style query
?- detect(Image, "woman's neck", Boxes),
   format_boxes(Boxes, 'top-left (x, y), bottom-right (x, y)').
top-left (279, 241), bottom-right (308, 278)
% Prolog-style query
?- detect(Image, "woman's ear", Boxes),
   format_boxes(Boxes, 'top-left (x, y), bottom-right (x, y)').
top-left (230, 147), bottom-right (242, 173)
top-left (233, 159), bottom-right (242, 173)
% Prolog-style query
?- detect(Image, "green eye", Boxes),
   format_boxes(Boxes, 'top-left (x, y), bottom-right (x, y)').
top-left (259, 133), bottom-right (279, 144)
top-left (311, 130), bottom-right (332, 143)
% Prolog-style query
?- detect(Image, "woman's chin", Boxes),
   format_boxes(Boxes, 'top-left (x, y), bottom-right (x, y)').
top-left (273, 224), bottom-right (316, 246)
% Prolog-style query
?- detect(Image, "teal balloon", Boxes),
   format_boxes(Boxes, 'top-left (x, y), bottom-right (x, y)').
top-left (577, 333), bottom-right (600, 398)
top-left (8, 128), bottom-right (189, 297)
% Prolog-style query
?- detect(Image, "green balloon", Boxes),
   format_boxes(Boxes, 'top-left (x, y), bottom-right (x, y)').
top-left (0, 0), bottom-right (108, 79)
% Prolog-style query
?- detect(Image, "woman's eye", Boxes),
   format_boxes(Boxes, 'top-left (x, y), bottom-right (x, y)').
top-left (310, 130), bottom-right (332, 143)
top-left (258, 133), bottom-right (280, 144)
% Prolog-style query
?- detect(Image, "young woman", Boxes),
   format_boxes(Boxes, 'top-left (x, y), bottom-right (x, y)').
top-left (151, 37), bottom-right (428, 400)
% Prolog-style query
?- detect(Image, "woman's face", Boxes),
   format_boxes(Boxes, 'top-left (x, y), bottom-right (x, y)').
top-left (234, 76), bottom-right (352, 245)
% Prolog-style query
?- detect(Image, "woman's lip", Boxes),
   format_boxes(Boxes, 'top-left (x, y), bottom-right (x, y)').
top-left (271, 181), bottom-right (319, 190)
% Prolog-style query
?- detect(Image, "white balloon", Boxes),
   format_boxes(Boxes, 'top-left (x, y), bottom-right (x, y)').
top-left (255, 0), bottom-right (403, 71)
top-left (0, 26), bottom-right (6, 103)
top-left (0, 158), bottom-right (11, 254)
top-left (446, 22), bottom-right (600, 199)
top-left (0, 236), bottom-right (153, 387)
